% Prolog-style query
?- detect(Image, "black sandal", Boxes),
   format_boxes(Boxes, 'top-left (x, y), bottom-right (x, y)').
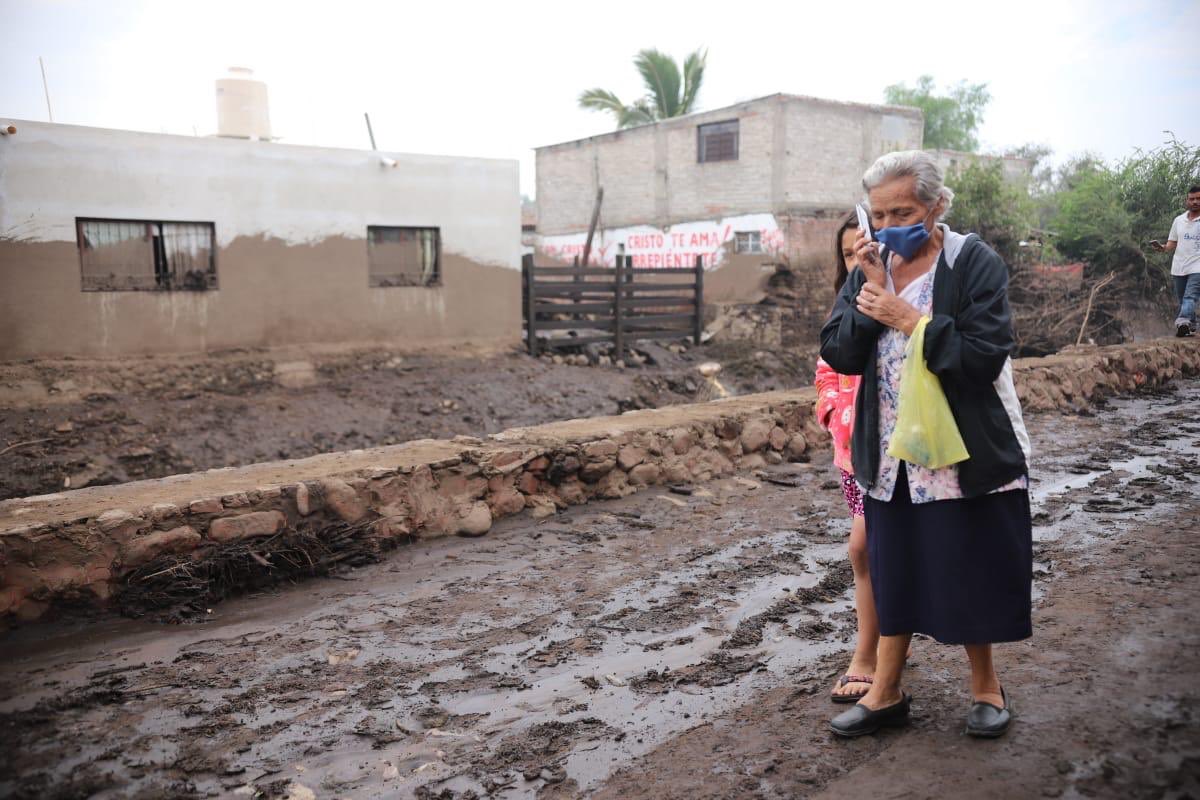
top-left (830, 673), bottom-right (874, 704)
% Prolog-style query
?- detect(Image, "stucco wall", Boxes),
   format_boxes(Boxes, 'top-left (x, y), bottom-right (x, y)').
top-left (0, 121), bottom-right (521, 359)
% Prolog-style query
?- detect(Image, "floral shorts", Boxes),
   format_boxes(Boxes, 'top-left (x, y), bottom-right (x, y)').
top-left (840, 469), bottom-right (865, 518)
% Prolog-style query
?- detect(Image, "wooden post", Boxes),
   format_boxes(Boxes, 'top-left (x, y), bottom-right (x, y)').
top-left (572, 255), bottom-right (582, 321)
top-left (523, 253), bottom-right (538, 356)
top-left (613, 253), bottom-right (625, 361)
top-left (693, 254), bottom-right (704, 345)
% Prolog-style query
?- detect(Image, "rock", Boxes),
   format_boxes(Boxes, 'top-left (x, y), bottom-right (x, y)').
top-left (189, 497), bottom-right (222, 515)
top-left (489, 487), bottom-right (526, 517)
top-left (670, 429), bottom-right (693, 455)
top-left (517, 470), bottom-right (541, 495)
top-left (122, 526), bottom-right (201, 567)
top-left (546, 455), bottom-right (581, 483)
top-left (455, 502), bottom-right (493, 536)
top-left (527, 495), bottom-right (558, 518)
top-left (785, 433), bottom-right (808, 461)
top-left (662, 461), bottom-right (692, 484)
top-left (222, 492), bottom-right (250, 508)
top-left (583, 440), bottom-right (619, 460)
top-left (628, 462), bottom-right (662, 486)
top-left (96, 509), bottom-right (135, 532)
top-left (54, 421), bottom-right (74, 433)
top-left (594, 469), bottom-right (632, 499)
top-left (527, 456), bottom-right (550, 472)
top-left (718, 438), bottom-right (742, 458)
top-left (733, 476), bottom-right (762, 490)
top-left (295, 483), bottom-right (312, 515)
top-left (320, 478), bottom-right (367, 523)
top-left (768, 426), bottom-right (788, 451)
top-left (714, 419), bottom-right (742, 440)
top-left (274, 360), bottom-right (317, 389)
top-left (209, 511), bottom-right (286, 543)
top-left (555, 478), bottom-right (587, 505)
top-left (579, 457), bottom-right (616, 482)
top-left (149, 503), bottom-right (179, 522)
top-left (764, 450), bottom-right (784, 465)
top-left (739, 417), bottom-right (774, 453)
top-left (737, 453), bottom-right (768, 471)
top-left (618, 446), bottom-right (647, 470)
top-left (656, 494), bottom-right (687, 508)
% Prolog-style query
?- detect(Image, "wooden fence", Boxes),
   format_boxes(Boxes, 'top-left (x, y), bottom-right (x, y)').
top-left (521, 254), bottom-right (703, 357)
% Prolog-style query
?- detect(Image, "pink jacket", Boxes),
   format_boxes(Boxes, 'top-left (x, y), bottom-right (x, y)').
top-left (814, 357), bottom-right (860, 474)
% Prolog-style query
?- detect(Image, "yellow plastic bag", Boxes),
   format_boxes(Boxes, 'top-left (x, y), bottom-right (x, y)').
top-left (886, 316), bottom-right (970, 469)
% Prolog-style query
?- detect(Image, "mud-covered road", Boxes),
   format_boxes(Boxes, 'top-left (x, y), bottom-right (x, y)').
top-left (2, 383), bottom-right (1199, 799)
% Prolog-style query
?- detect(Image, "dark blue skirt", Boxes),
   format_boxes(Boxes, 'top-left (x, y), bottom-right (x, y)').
top-left (864, 466), bottom-right (1033, 645)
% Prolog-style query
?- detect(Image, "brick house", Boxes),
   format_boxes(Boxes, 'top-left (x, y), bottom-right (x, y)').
top-left (532, 93), bottom-right (925, 338)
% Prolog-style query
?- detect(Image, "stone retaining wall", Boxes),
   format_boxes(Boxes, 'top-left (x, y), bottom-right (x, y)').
top-left (2, 337), bottom-right (1197, 624)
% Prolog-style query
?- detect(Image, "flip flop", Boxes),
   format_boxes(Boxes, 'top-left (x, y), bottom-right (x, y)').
top-left (831, 673), bottom-right (874, 704)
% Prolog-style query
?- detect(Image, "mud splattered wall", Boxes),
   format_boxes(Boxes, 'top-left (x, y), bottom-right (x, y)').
top-left (0, 121), bottom-right (521, 359)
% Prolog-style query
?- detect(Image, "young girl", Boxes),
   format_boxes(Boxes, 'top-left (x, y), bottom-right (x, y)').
top-left (814, 213), bottom-right (878, 703)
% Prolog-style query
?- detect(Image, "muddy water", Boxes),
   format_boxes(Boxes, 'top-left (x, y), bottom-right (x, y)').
top-left (2, 382), bottom-right (1199, 800)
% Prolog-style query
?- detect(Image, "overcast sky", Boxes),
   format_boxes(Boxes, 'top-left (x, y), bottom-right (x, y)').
top-left (1, 0), bottom-right (1196, 197)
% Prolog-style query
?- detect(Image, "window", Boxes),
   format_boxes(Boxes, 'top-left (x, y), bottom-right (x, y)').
top-left (368, 226), bottom-right (440, 287)
top-left (698, 120), bottom-right (739, 163)
top-left (735, 231), bottom-right (762, 254)
top-left (77, 218), bottom-right (216, 291)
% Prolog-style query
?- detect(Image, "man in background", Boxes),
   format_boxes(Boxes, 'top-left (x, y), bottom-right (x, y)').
top-left (1152, 185), bottom-right (1200, 337)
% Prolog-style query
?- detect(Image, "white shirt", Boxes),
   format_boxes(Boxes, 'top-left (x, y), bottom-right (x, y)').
top-left (1169, 212), bottom-right (1200, 276)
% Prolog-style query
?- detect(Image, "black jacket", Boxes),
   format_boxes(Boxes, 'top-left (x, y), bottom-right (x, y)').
top-left (819, 234), bottom-right (1028, 498)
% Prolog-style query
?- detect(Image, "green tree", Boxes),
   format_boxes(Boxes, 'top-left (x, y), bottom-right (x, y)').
top-left (1052, 136), bottom-right (1199, 286)
top-left (884, 75), bottom-right (990, 151)
top-left (945, 160), bottom-right (1035, 266)
top-left (579, 48), bottom-right (707, 129)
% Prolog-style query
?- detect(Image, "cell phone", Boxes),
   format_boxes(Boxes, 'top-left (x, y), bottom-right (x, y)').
top-left (855, 204), bottom-right (873, 241)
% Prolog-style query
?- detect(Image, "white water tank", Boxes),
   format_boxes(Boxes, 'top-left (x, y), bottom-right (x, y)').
top-left (215, 67), bottom-right (271, 140)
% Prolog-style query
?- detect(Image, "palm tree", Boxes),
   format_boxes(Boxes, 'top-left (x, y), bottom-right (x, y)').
top-left (579, 48), bottom-right (707, 129)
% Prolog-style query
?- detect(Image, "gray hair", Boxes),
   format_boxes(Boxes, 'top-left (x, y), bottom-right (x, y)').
top-left (862, 150), bottom-right (955, 220)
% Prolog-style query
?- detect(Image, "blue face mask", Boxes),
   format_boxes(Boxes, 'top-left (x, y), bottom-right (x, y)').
top-left (874, 208), bottom-right (936, 260)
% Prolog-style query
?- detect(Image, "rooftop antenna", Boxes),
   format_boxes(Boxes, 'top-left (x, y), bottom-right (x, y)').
top-left (364, 112), bottom-right (377, 150)
top-left (38, 57), bottom-right (54, 122)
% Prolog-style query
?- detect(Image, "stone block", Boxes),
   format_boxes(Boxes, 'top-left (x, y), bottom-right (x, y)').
top-left (582, 440), bottom-right (618, 461)
top-left (628, 462), bottom-right (662, 486)
top-left (785, 433), bottom-right (808, 461)
top-left (209, 511), bottom-right (286, 543)
top-left (768, 426), bottom-right (788, 451)
top-left (122, 526), bottom-right (202, 567)
top-left (527, 495), bottom-right (558, 518)
top-left (189, 498), bottom-right (223, 515)
top-left (455, 503), bottom-right (493, 537)
top-left (739, 417), bottom-right (774, 453)
top-left (489, 487), bottom-right (527, 517)
top-left (579, 458), bottom-right (616, 482)
top-left (617, 446), bottom-right (647, 471)
top-left (320, 478), bottom-right (368, 523)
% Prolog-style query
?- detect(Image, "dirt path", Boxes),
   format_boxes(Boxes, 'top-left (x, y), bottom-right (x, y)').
top-left (1, 383), bottom-right (1198, 799)
top-left (0, 340), bottom-right (816, 501)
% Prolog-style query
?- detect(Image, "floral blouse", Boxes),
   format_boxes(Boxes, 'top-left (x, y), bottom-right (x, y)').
top-left (868, 255), bottom-right (1028, 504)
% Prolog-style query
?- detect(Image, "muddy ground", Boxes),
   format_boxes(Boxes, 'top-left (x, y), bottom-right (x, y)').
top-left (1, 382), bottom-right (1199, 799)
top-left (0, 340), bottom-right (815, 502)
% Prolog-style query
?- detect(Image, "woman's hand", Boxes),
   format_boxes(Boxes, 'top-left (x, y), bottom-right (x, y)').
top-left (854, 228), bottom-right (886, 287)
top-left (856, 282), bottom-right (923, 335)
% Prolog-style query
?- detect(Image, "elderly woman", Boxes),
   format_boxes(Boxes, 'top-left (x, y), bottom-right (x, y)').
top-left (819, 150), bottom-right (1032, 739)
